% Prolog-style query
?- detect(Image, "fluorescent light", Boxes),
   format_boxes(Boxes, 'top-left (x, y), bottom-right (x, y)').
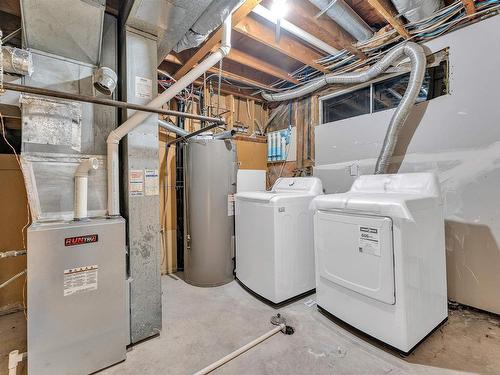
top-left (271, 0), bottom-right (288, 19)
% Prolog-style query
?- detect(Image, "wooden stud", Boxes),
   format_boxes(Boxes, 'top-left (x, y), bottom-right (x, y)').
top-left (173, 0), bottom-right (262, 80)
top-left (234, 16), bottom-right (330, 73)
top-left (367, 0), bottom-right (411, 39)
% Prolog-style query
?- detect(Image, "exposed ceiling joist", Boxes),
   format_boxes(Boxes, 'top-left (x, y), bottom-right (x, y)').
top-left (285, 1), bottom-right (366, 59)
top-left (226, 48), bottom-right (300, 84)
top-left (234, 16), bottom-right (330, 73)
top-left (367, 0), bottom-right (411, 39)
top-left (166, 54), bottom-right (277, 92)
top-left (0, 0), bottom-right (20, 17)
top-left (207, 67), bottom-right (279, 91)
top-left (173, 0), bottom-right (262, 80)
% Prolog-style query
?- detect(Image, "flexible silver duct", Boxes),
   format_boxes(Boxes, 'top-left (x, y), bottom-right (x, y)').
top-left (391, 0), bottom-right (444, 23)
top-left (262, 42), bottom-right (426, 174)
top-left (309, 0), bottom-right (373, 41)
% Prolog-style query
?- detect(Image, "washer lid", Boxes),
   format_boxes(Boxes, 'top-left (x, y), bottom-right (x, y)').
top-left (235, 191), bottom-right (313, 204)
top-left (272, 177), bottom-right (323, 195)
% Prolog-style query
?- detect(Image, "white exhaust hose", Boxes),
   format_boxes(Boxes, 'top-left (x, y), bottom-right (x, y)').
top-left (74, 158), bottom-right (99, 220)
top-left (261, 42), bottom-right (427, 174)
top-left (106, 17), bottom-right (232, 216)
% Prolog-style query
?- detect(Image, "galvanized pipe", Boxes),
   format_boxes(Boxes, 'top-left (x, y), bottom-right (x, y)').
top-left (262, 42), bottom-right (427, 174)
top-left (158, 119), bottom-right (189, 137)
top-left (2, 82), bottom-right (225, 125)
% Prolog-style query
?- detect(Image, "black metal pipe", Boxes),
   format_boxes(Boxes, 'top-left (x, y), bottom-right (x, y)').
top-left (167, 122), bottom-right (220, 145)
top-left (3, 82), bottom-right (226, 125)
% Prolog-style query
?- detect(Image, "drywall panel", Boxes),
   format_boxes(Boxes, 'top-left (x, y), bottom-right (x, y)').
top-left (314, 15), bottom-right (500, 314)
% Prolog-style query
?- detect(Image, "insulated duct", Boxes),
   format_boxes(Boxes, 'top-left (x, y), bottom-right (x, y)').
top-left (309, 0), bottom-right (373, 41)
top-left (106, 17), bottom-right (232, 216)
top-left (262, 42), bottom-right (426, 174)
top-left (391, 0), bottom-right (444, 23)
top-left (2, 47), bottom-right (33, 76)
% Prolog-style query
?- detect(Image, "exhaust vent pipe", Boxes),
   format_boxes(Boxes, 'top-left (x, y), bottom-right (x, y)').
top-left (262, 42), bottom-right (427, 174)
top-left (106, 16), bottom-right (232, 216)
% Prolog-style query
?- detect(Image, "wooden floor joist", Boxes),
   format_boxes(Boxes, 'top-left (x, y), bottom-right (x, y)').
top-left (173, 0), bottom-right (261, 80)
top-left (367, 0), bottom-right (411, 39)
top-left (226, 49), bottom-right (300, 84)
top-left (234, 16), bottom-right (330, 74)
top-left (286, 1), bottom-right (366, 60)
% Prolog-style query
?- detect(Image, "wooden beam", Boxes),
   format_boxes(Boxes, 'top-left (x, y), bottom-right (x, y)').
top-left (206, 67), bottom-right (278, 91)
top-left (226, 48), bottom-right (300, 84)
top-left (285, 1), bottom-right (366, 59)
top-left (461, 0), bottom-right (476, 15)
top-left (173, 0), bottom-right (261, 80)
top-left (367, 0), bottom-right (411, 39)
top-left (0, 0), bottom-right (21, 17)
top-left (234, 16), bottom-right (330, 73)
top-left (165, 54), bottom-right (278, 91)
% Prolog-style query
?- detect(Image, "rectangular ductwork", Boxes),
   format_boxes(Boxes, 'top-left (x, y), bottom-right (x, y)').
top-left (21, 0), bottom-right (106, 65)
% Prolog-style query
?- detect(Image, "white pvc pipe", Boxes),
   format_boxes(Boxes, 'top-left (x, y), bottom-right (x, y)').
top-left (74, 158), bottom-right (99, 220)
top-left (194, 324), bottom-right (285, 375)
top-left (252, 5), bottom-right (339, 56)
top-left (8, 350), bottom-right (26, 375)
top-left (106, 16), bottom-right (232, 216)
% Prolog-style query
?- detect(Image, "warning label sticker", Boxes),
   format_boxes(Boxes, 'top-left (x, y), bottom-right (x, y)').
top-left (129, 169), bottom-right (144, 197)
top-left (64, 265), bottom-right (98, 297)
top-left (144, 169), bottom-right (159, 196)
top-left (358, 226), bottom-right (380, 256)
top-left (227, 194), bottom-right (235, 216)
top-left (135, 76), bottom-right (153, 99)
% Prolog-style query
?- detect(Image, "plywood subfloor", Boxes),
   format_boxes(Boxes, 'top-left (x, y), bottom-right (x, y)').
top-left (1, 276), bottom-right (499, 375)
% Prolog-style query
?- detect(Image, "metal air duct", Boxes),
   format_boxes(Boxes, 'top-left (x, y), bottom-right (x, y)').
top-left (391, 0), bottom-right (444, 23)
top-left (262, 42), bottom-right (427, 175)
top-left (309, 0), bottom-right (374, 41)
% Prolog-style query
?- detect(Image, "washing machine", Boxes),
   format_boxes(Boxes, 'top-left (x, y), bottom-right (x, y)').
top-left (311, 173), bottom-right (447, 353)
top-left (235, 177), bottom-right (323, 305)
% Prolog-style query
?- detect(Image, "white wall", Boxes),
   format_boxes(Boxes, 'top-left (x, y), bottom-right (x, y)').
top-left (314, 15), bottom-right (500, 314)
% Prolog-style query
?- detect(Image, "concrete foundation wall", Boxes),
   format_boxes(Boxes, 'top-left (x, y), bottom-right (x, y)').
top-left (314, 15), bottom-right (500, 314)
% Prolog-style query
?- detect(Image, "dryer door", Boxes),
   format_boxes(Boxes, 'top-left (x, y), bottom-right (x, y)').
top-left (315, 211), bottom-right (395, 304)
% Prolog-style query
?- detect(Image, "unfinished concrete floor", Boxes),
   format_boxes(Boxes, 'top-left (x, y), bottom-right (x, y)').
top-left (1, 275), bottom-right (499, 374)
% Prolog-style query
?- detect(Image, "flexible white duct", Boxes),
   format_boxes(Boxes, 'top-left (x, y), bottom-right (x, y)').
top-left (74, 158), bottom-right (99, 220)
top-left (391, 0), bottom-right (444, 22)
top-left (309, 0), bottom-right (373, 41)
top-left (106, 17), bottom-right (232, 216)
top-left (262, 42), bottom-right (426, 174)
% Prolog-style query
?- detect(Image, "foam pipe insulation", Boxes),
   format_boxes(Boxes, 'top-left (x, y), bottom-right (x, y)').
top-left (391, 0), bottom-right (444, 23)
top-left (308, 0), bottom-right (373, 41)
top-left (262, 42), bottom-right (426, 174)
